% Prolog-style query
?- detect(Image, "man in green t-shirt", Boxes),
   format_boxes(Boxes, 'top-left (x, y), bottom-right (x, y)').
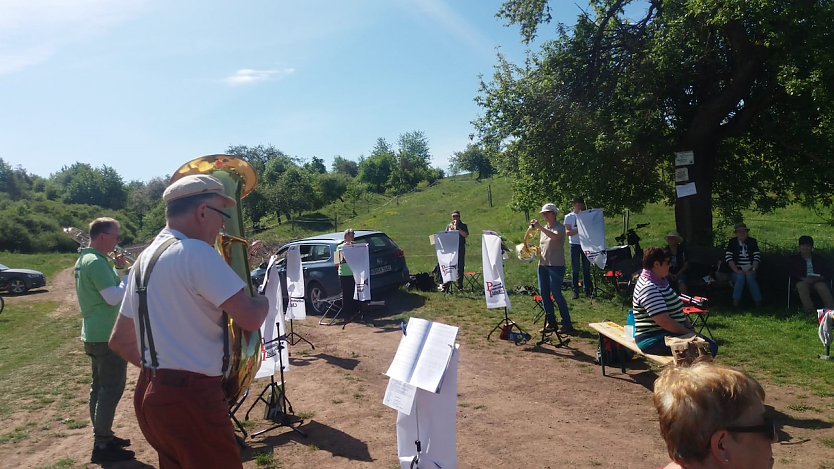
top-left (74, 217), bottom-right (134, 463)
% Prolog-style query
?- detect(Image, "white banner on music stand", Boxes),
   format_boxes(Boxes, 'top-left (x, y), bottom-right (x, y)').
top-left (341, 243), bottom-right (371, 301)
top-left (434, 231), bottom-right (460, 284)
top-left (482, 231), bottom-right (511, 310)
top-left (285, 245), bottom-right (306, 320)
top-left (576, 209), bottom-right (607, 269)
top-left (256, 255), bottom-right (289, 378)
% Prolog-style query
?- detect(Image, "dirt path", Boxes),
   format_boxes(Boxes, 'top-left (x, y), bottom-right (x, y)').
top-left (2, 269), bottom-right (833, 468)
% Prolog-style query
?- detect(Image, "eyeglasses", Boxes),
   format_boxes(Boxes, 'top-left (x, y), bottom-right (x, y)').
top-left (726, 418), bottom-right (778, 443)
top-left (206, 205), bottom-right (231, 219)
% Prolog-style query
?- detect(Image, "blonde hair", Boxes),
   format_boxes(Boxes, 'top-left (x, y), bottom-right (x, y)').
top-left (652, 361), bottom-right (765, 464)
top-left (89, 217), bottom-right (120, 239)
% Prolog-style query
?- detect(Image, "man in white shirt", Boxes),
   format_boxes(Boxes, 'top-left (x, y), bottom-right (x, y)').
top-left (563, 197), bottom-right (592, 299)
top-left (109, 174), bottom-right (269, 469)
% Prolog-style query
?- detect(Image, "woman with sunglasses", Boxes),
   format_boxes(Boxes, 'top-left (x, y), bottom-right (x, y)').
top-left (632, 247), bottom-right (718, 356)
top-left (653, 361), bottom-right (777, 468)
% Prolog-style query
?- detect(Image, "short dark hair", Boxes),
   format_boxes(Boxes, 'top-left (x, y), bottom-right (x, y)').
top-left (166, 193), bottom-right (217, 219)
top-left (89, 217), bottom-right (120, 239)
top-left (799, 235), bottom-right (814, 247)
top-left (643, 246), bottom-right (669, 270)
top-left (572, 197), bottom-right (585, 204)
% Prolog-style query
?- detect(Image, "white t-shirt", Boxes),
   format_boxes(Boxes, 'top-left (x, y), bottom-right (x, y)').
top-left (564, 212), bottom-right (580, 245)
top-left (119, 228), bottom-right (245, 376)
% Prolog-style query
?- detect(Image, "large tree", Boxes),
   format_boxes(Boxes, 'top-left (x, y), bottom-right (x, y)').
top-left (477, 0), bottom-right (834, 244)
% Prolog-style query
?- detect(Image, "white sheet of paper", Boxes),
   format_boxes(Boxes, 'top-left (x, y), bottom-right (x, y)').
top-left (385, 318), bottom-right (432, 384)
top-left (410, 322), bottom-right (458, 392)
top-left (676, 182), bottom-right (697, 198)
top-left (383, 378), bottom-right (417, 415)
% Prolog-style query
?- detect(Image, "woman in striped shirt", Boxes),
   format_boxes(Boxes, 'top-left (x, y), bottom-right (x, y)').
top-left (632, 247), bottom-right (718, 356)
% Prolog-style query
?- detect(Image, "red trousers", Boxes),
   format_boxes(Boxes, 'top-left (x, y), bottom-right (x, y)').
top-left (135, 369), bottom-right (242, 469)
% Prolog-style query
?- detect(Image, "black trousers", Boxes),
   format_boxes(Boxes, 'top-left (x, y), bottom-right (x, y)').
top-left (340, 275), bottom-right (359, 316)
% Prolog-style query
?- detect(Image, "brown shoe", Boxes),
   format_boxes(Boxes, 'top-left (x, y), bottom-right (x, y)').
top-left (559, 325), bottom-right (577, 335)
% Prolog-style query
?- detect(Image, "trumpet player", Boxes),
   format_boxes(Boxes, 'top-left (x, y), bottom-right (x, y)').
top-left (74, 217), bottom-right (134, 463)
top-left (445, 210), bottom-right (469, 291)
top-left (531, 204), bottom-right (575, 335)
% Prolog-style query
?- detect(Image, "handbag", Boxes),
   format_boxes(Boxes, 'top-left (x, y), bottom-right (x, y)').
top-left (664, 334), bottom-right (713, 365)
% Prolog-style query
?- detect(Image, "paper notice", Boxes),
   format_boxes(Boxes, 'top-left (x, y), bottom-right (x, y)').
top-left (674, 167), bottom-right (689, 182)
top-left (675, 182), bottom-right (697, 198)
top-left (383, 378), bottom-right (417, 415)
top-left (675, 151), bottom-right (694, 166)
top-left (429, 234), bottom-right (436, 245)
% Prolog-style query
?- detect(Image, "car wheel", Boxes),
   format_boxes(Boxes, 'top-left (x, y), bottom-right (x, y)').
top-left (7, 278), bottom-right (28, 295)
top-left (306, 281), bottom-right (327, 314)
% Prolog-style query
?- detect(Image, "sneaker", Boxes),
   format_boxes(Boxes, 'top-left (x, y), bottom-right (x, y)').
top-left (559, 325), bottom-right (577, 335)
top-left (571, 291), bottom-right (579, 299)
top-left (91, 443), bottom-right (136, 463)
top-left (112, 436), bottom-right (131, 447)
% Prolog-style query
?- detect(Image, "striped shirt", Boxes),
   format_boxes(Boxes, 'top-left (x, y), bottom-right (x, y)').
top-left (725, 238), bottom-right (761, 268)
top-left (632, 272), bottom-right (686, 341)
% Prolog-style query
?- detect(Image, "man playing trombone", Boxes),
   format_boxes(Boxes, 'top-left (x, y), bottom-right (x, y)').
top-left (74, 217), bottom-right (134, 463)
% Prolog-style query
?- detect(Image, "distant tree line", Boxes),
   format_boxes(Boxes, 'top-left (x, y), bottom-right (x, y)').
top-left (0, 130), bottom-right (445, 253)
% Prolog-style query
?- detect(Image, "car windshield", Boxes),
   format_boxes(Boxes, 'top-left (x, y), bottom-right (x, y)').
top-left (0, 264), bottom-right (8, 270)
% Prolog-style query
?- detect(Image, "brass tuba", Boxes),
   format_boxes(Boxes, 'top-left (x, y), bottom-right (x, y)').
top-left (169, 155), bottom-right (261, 407)
top-left (515, 225), bottom-right (540, 262)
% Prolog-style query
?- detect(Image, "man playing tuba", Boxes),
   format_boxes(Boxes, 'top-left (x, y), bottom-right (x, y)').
top-left (109, 174), bottom-right (268, 469)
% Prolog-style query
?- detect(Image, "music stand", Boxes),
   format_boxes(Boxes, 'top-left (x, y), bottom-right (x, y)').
top-left (486, 307), bottom-right (528, 341)
top-left (537, 325), bottom-right (569, 348)
top-left (244, 334), bottom-right (307, 438)
top-left (286, 318), bottom-right (314, 350)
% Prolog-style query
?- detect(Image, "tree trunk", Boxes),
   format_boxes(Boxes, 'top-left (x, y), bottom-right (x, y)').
top-left (674, 141), bottom-right (717, 246)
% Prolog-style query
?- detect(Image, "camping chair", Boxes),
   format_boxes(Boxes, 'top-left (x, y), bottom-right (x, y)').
top-left (318, 294), bottom-right (343, 326)
top-left (787, 276), bottom-right (834, 313)
top-left (680, 294), bottom-right (713, 340)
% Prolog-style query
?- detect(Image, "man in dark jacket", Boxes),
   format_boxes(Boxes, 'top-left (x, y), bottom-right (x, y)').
top-left (788, 236), bottom-right (834, 314)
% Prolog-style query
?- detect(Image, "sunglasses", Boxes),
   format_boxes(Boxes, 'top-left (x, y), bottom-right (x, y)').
top-left (206, 205), bottom-right (231, 219)
top-left (726, 418), bottom-right (779, 442)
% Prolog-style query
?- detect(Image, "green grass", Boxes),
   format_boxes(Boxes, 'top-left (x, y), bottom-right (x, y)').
top-left (258, 176), bottom-right (834, 393)
top-left (0, 289), bottom-right (89, 419)
top-left (0, 252), bottom-right (78, 280)
top-left (33, 459), bottom-right (75, 469)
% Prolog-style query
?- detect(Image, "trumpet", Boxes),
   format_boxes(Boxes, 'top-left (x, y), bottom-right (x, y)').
top-left (63, 227), bottom-right (137, 265)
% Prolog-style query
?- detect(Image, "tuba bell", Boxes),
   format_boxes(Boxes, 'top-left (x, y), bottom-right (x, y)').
top-left (515, 225), bottom-right (540, 262)
top-left (169, 154), bottom-right (261, 407)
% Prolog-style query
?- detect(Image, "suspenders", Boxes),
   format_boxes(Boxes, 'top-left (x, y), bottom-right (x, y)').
top-left (133, 236), bottom-right (232, 378)
top-left (133, 237), bottom-right (178, 373)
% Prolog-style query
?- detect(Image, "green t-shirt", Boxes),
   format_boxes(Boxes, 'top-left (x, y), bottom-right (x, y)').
top-left (74, 247), bottom-right (121, 342)
top-left (337, 243), bottom-right (353, 276)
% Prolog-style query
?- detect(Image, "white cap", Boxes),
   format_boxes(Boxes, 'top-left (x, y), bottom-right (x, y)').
top-left (163, 174), bottom-right (236, 208)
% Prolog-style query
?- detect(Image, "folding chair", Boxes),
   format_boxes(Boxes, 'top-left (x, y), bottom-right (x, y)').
top-left (463, 271), bottom-right (482, 293)
top-left (317, 294), bottom-right (343, 325)
top-left (681, 294), bottom-right (713, 339)
top-left (787, 276), bottom-right (834, 313)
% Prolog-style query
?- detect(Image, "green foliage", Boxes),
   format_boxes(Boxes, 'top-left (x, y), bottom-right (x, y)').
top-left (332, 156), bottom-right (359, 177)
top-left (479, 0), bottom-right (834, 245)
top-left (449, 144), bottom-right (495, 180)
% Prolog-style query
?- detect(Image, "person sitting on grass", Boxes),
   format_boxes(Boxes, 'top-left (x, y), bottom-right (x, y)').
top-left (632, 247), bottom-right (717, 357)
top-left (788, 235), bottom-right (834, 314)
top-left (664, 230), bottom-right (690, 295)
top-left (725, 223), bottom-right (762, 307)
top-left (653, 361), bottom-right (777, 469)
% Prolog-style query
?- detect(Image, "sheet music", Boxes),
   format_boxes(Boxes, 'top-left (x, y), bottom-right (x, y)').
top-left (385, 318), bottom-right (459, 393)
top-left (386, 318), bottom-right (431, 384)
top-left (410, 322), bottom-right (458, 392)
top-left (383, 378), bottom-right (417, 415)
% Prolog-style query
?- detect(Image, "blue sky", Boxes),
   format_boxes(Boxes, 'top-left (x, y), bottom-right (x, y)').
top-left (0, 0), bottom-right (585, 183)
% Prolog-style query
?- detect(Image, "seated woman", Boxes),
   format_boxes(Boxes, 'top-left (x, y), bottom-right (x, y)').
top-left (653, 361), bottom-right (777, 469)
top-left (632, 247), bottom-right (718, 357)
top-left (725, 223), bottom-right (763, 307)
top-left (664, 231), bottom-right (690, 295)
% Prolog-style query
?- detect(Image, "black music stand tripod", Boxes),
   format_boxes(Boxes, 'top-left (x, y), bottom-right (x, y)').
top-left (486, 307), bottom-right (528, 343)
top-left (244, 335), bottom-right (306, 438)
top-left (286, 318), bottom-right (314, 350)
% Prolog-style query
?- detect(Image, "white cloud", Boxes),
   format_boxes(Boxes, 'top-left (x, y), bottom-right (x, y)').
top-left (220, 68), bottom-right (294, 86)
top-left (0, 0), bottom-right (148, 75)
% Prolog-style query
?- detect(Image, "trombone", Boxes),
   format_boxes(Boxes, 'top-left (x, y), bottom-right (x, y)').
top-left (63, 227), bottom-right (137, 265)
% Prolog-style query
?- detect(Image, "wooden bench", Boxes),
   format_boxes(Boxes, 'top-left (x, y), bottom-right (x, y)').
top-left (588, 321), bottom-right (674, 376)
